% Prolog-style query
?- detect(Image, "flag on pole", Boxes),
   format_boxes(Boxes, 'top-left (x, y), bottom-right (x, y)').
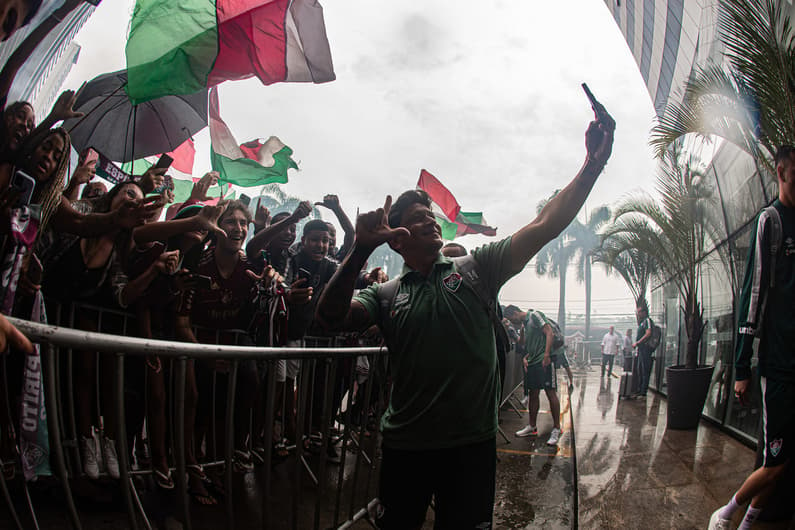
top-left (209, 87), bottom-right (298, 187)
top-left (125, 0), bottom-right (336, 105)
top-left (417, 169), bottom-right (497, 240)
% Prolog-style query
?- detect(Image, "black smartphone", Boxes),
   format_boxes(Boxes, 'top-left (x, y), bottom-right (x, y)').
top-left (581, 83), bottom-right (605, 114)
top-left (192, 274), bottom-right (213, 290)
top-left (240, 194), bottom-right (251, 207)
top-left (154, 153), bottom-right (173, 170)
top-left (297, 267), bottom-right (313, 283)
top-left (11, 169), bottom-right (36, 208)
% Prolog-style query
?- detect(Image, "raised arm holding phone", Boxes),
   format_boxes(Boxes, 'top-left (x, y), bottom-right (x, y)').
top-left (316, 85), bottom-right (614, 530)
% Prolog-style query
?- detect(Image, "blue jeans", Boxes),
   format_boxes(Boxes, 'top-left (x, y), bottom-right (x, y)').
top-left (637, 349), bottom-right (653, 394)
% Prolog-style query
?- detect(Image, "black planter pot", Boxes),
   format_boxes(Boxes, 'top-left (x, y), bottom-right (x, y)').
top-left (665, 364), bottom-right (713, 430)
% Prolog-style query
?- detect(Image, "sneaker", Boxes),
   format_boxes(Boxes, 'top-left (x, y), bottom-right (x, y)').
top-left (707, 509), bottom-right (733, 530)
top-left (520, 395), bottom-right (529, 407)
top-left (80, 436), bottom-right (99, 479)
top-left (515, 425), bottom-right (538, 437)
top-left (547, 428), bottom-right (561, 446)
top-left (102, 437), bottom-right (120, 479)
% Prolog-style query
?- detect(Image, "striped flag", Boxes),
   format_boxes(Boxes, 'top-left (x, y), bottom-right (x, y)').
top-left (209, 87), bottom-right (298, 187)
top-left (125, 0), bottom-right (335, 105)
top-left (417, 169), bottom-right (497, 240)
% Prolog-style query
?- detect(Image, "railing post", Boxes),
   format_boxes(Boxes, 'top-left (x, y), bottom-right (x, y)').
top-left (225, 360), bottom-right (239, 530)
top-left (43, 342), bottom-right (82, 530)
top-left (174, 356), bottom-right (191, 530)
top-left (260, 360), bottom-right (277, 530)
top-left (115, 352), bottom-right (140, 530)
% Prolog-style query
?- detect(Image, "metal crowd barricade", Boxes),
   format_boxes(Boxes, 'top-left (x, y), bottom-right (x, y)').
top-left (3, 303), bottom-right (388, 530)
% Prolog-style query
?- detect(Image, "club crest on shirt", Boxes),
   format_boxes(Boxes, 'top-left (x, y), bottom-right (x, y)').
top-left (769, 438), bottom-right (783, 457)
top-left (442, 272), bottom-right (462, 293)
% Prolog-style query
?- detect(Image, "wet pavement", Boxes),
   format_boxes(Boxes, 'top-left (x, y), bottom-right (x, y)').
top-left (572, 365), bottom-right (789, 530)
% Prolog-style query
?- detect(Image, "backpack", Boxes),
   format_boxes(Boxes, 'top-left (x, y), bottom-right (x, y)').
top-left (754, 205), bottom-right (783, 337)
top-left (375, 255), bottom-right (511, 355)
top-left (545, 317), bottom-right (565, 351)
top-left (646, 319), bottom-right (662, 352)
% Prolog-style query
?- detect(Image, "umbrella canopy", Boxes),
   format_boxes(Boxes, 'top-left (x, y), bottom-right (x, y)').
top-left (63, 70), bottom-right (207, 163)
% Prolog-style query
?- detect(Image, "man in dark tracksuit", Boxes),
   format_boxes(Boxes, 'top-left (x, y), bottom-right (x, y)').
top-left (709, 146), bottom-right (795, 530)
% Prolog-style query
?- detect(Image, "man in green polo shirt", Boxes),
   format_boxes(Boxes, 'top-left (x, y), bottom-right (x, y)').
top-left (505, 307), bottom-right (562, 446)
top-left (317, 106), bottom-right (614, 529)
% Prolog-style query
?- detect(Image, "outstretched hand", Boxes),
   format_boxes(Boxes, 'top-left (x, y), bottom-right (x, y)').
top-left (114, 195), bottom-right (162, 229)
top-left (138, 167), bottom-right (167, 195)
top-left (190, 172), bottom-right (219, 202)
top-left (49, 89), bottom-right (84, 122)
top-left (194, 204), bottom-right (226, 239)
top-left (355, 196), bottom-right (410, 252)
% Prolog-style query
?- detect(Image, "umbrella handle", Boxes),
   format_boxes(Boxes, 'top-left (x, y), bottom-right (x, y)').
top-left (65, 82), bottom-right (126, 133)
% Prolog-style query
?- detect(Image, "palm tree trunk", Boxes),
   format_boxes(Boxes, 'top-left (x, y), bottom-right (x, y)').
top-left (683, 291), bottom-right (705, 369)
top-left (584, 257), bottom-right (592, 342)
top-left (558, 266), bottom-right (567, 335)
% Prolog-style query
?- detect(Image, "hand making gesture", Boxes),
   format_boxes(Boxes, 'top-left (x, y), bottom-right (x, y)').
top-left (354, 196), bottom-right (410, 252)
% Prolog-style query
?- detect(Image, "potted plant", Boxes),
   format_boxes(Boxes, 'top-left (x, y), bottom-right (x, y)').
top-left (601, 142), bottom-right (723, 429)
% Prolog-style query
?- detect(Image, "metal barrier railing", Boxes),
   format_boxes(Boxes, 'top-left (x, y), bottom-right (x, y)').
top-left (2, 304), bottom-right (387, 530)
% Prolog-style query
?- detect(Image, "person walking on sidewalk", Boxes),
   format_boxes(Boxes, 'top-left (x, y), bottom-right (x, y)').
top-left (600, 325), bottom-right (621, 378)
top-left (708, 145), bottom-right (795, 530)
top-left (507, 307), bottom-right (562, 447)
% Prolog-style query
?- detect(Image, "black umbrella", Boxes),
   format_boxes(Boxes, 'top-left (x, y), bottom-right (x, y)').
top-left (62, 70), bottom-right (207, 162)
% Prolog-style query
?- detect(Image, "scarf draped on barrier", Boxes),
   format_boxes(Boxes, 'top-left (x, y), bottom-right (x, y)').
top-left (0, 206), bottom-right (51, 481)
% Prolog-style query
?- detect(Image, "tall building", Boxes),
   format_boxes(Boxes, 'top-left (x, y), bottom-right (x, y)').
top-left (602, 0), bottom-right (795, 443)
top-left (32, 42), bottom-right (81, 118)
top-left (0, 2), bottom-right (95, 107)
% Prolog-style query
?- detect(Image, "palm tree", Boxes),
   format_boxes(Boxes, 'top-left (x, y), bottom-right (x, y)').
top-left (601, 143), bottom-right (723, 369)
top-left (568, 206), bottom-right (610, 342)
top-left (650, 0), bottom-right (795, 177)
top-left (534, 192), bottom-right (576, 333)
top-left (251, 183), bottom-right (322, 222)
top-left (593, 243), bottom-right (658, 312)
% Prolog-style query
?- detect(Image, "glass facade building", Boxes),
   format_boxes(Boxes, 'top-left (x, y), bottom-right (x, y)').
top-left (602, 0), bottom-right (794, 444)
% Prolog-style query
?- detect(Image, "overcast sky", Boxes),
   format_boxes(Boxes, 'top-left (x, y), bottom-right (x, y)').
top-left (60, 0), bottom-right (660, 321)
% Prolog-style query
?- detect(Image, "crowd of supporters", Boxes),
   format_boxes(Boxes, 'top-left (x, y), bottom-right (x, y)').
top-left (0, 89), bottom-right (389, 506)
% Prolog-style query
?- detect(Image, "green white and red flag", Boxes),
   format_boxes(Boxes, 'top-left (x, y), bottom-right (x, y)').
top-left (417, 169), bottom-right (497, 240)
top-left (209, 87), bottom-right (298, 187)
top-left (125, 0), bottom-right (336, 105)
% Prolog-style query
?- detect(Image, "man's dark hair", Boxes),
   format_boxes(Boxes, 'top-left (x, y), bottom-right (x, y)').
top-left (503, 305), bottom-right (521, 318)
top-left (24, 0), bottom-right (44, 27)
top-left (442, 242), bottom-right (467, 257)
top-left (774, 145), bottom-right (795, 167)
top-left (388, 189), bottom-right (432, 229)
top-left (303, 219), bottom-right (330, 236)
top-left (271, 211), bottom-right (291, 223)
